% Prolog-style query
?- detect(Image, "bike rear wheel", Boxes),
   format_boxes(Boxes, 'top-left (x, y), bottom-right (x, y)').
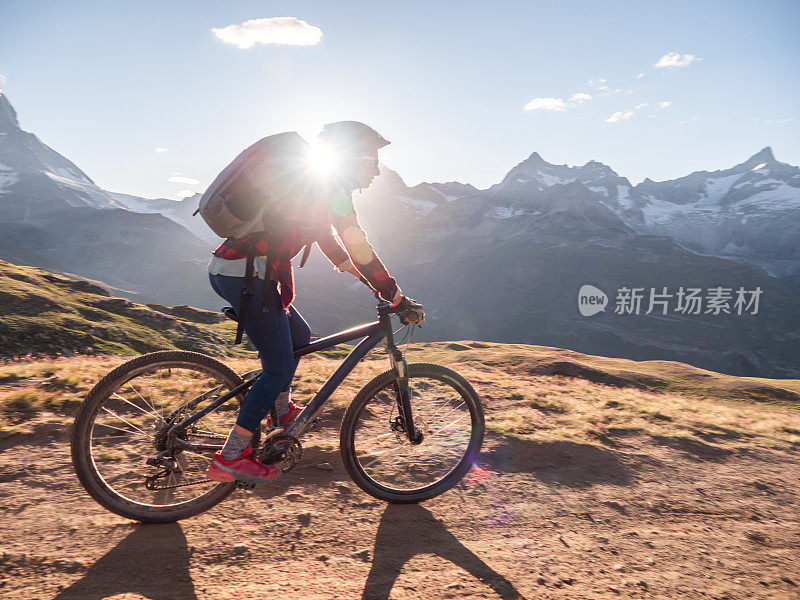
top-left (71, 351), bottom-right (249, 523)
top-left (340, 362), bottom-right (484, 503)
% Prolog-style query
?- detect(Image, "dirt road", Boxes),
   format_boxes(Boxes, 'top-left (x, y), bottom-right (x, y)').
top-left (2, 408), bottom-right (799, 599)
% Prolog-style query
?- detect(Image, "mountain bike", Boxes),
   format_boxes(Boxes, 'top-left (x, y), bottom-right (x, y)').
top-left (70, 294), bottom-right (485, 523)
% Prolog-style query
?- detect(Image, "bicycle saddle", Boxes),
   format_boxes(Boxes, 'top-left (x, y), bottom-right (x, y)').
top-left (222, 306), bottom-right (239, 322)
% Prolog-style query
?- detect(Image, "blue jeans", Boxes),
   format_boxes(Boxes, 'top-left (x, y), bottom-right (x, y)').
top-left (209, 273), bottom-right (312, 432)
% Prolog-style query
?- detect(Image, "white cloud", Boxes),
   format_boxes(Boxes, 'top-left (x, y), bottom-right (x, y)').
top-left (588, 78), bottom-right (619, 93)
top-left (524, 93), bottom-right (594, 112)
top-left (154, 147), bottom-right (169, 154)
top-left (176, 190), bottom-right (196, 199)
top-left (605, 111), bottom-right (634, 123)
top-left (569, 92), bottom-right (592, 104)
top-left (168, 175), bottom-right (200, 185)
top-left (765, 118), bottom-right (794, 125)
top-left (677, 115), bottom-right (699, 126)
top-left (655, 52), bottom-right (702, 68)
top-left (524, 97), bottom-right (567, 111)
top-left (606, 103), bottom-right (650, 122)
top-left (212, 17), bottom-right (323, 49)
top-left (656, 101), bottom-right (672, 111)
top-left (0, 72), bottom-right (5, 84)
top-left (636, 73), bottom-right (645, 79)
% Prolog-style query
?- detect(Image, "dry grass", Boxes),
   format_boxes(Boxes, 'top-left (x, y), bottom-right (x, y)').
top-left (2, 341), bottom-right (799, 452)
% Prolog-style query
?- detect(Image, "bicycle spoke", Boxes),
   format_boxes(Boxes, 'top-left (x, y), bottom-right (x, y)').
top-left (111, 392), bottom-right (165, 423)
top-left (91, 434), bottom-right (142, 441)
top-left (424, 400), bottom-right (466, 429)
top-left (128, 383), bottom-right (163, 422)
top-left (93, 420), bottom-right (149, 439)
top-left (100, 407), bottom-right (150, 438)
top-left (429, 413), bottom-right (469, 438)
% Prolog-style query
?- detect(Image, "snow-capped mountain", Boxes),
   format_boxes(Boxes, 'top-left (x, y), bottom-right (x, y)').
top-left (489, 152), bottom-right (632, 199)
top-left (609, 147), bottom-right (800, 278)
top-left (0, 92), bottom-right (219, 307)
top-left (0, 93), bottom-right (127, 219)
top-left (379, 146), bottom-right (800, 282)
top-left (109, 191), bottom-right (217, 243)
top-left (1, 91), bottom-right (797, 377)
top-left (350, 160), bottom-right (799, 378)
top-left (0, 92), bottom-right (216, 241)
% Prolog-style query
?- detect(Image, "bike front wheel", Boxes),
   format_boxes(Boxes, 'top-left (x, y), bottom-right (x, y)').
top-left (71, 351), bottom-right (248, 523)
top-left (340, 362), bottom-right (484, 503)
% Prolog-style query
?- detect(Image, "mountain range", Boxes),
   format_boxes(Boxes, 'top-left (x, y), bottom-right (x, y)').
top-left (0, 91), bottom-right (797, 377)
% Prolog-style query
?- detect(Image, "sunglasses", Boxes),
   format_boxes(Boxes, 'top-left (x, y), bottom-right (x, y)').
top-left (360, 156), bottom-right (379, 169)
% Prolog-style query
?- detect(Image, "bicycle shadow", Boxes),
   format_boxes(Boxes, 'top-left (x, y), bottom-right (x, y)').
top-left (482, 435), bottom-right (635, 487)
top-left (51, 523), bottom-right (196, 600)
top-left (362, 503), bottom-right (527, 600)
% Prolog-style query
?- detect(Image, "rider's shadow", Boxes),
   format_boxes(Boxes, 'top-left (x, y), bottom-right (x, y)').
top-left (362, 503), bottom-right (526, 600)
top-left (51, 523), bottom-right (195, 600)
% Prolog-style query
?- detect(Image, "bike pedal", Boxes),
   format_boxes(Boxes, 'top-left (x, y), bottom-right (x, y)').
top-left (235, 481), bottom-right (256, 490)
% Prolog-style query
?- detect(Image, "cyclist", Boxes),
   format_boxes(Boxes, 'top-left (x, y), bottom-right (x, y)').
top-left (206, 121), bottom-right (424, 483)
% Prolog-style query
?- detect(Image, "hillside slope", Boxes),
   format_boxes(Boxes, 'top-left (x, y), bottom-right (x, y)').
top-left (0, 259), bottom-right (236, 358)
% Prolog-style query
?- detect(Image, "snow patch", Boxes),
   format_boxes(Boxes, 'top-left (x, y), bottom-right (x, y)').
top-left (50, 166), bottom-right (88, 182)
top-left (430, 187), bottom-right (462, 202)
top-left (587, 186), bottom-right (609, 197)
top-left (616, 185), bottom-right (633, 209)
top-left (44, 171), bottom-right (123, 208)
top-left (537, 172), bottom-right (576, 186)
top-left (393, 195), bottom-right (437, 215)
top-left (0, 171), bottom-right (19, 194)
top-left (734, 183), bottom-right (800, 211)
top-left (490, 206), bottom-right (525, 219)
top-left (701, 173), bottom-right (742, 205)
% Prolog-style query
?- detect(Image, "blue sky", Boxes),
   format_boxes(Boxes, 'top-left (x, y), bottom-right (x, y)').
top-left (1, 1), bottom-right (798, 199)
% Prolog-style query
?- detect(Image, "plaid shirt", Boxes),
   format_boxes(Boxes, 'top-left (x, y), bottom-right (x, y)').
top-left (213, 191), bottom-right (398, 311)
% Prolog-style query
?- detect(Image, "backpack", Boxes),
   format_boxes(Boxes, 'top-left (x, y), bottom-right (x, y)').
top-left (195, 131), bottom-right (319, 239)
top-left (195, 131), bottom-right (325, 343)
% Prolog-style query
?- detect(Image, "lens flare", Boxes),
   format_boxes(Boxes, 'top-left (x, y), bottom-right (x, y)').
top-left (306, 140), bottom-right (339, 178)
top-left (465, 463), bottom-right (521, 526)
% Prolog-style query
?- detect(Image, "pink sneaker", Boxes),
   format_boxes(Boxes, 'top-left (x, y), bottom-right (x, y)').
top-left (206, 446), bottom-right (281, 484)
top-left (265, 400), bottom-right (323, 428)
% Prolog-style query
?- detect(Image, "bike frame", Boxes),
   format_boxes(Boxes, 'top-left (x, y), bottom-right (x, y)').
top-left (165, 300), bottom-right (420, 455)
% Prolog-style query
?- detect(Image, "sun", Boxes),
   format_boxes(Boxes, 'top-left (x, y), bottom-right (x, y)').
top-left (306, 139), bottom-right (339, 179)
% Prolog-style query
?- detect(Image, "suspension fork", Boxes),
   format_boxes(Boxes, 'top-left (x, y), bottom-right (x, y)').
top-left (382, 311), bottom-right (423, 444)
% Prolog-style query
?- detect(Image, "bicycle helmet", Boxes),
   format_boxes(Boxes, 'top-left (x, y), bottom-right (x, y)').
top-left (318, 121), bottom-right (390, 152)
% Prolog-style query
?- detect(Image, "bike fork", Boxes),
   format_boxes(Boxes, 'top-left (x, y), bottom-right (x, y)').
top-left (384, 319), bottom-right (423, 445)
